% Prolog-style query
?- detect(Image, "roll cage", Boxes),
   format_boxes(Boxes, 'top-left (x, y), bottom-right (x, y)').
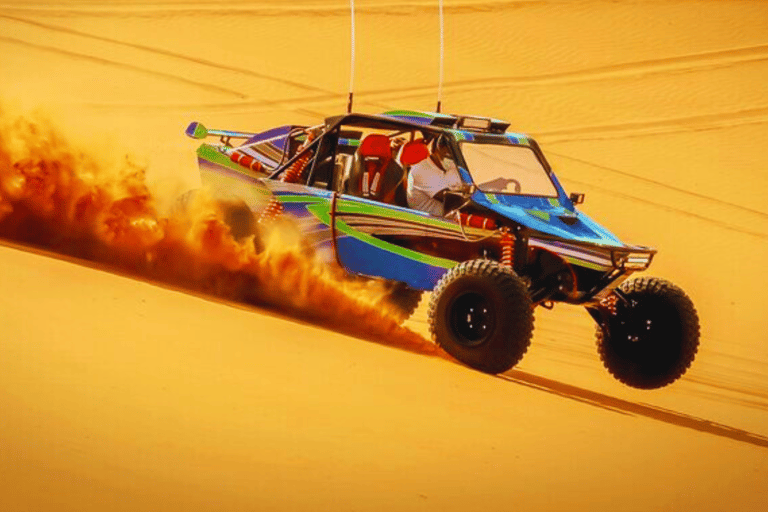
top-left (269, 113), bottom-right (560, 202)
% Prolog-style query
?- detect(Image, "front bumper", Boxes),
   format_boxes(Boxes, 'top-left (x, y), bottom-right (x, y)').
top-left (528, 236), bottom-right (656, 272)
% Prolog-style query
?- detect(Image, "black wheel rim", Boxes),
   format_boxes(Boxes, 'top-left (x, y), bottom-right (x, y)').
top-left (448, 291), bottom-right (495, 347)
top-left (612, 299), bottom-right (681, 371)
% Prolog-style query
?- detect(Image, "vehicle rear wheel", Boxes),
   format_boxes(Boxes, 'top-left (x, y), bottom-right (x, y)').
top-left (428, 259), bottom-right (534, 374)
top-left (218, 199), bottom-right (258, 241)
top-left (173, 190), bottom-right (261, 247)
top-left (595, 277), bottom-right (700, 389)
top-left (385, 283), bottom-right (423, 323)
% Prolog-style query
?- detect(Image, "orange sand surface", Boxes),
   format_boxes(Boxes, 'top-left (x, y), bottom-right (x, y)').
top-left (1, 1), bottom-right (767, 510)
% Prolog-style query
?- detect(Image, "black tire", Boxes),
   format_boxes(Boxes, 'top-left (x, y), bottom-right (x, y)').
top-left (385, 283), bottom-right (423, 323)
top-left (596, 277), bottom-right (700, 389)
top-left (428, 260), bottom-right (534, 374)
top-left (174, 190), bottom-right (261, 246)
top-left (217, 199), bottom-right (258, 241)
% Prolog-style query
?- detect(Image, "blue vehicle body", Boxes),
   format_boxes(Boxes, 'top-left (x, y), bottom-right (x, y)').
top-left (186, 110), bottom-right (655, 304)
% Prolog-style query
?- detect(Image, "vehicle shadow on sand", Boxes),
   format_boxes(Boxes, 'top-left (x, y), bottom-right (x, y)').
top-left (4, 241), bottom-right (764, 448)
top-left (499, 370), bottom-right (768, 449)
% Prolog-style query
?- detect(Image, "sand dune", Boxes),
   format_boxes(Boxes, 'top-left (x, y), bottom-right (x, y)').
top-left (1, 1), bottom-right (767, 510)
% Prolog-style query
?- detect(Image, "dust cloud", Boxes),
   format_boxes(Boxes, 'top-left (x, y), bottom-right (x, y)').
top-left (0, 107), bottom-right (437, 355)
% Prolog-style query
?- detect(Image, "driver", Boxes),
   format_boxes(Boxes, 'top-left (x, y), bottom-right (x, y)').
top-left (406, 136), bottom-right (463, 216)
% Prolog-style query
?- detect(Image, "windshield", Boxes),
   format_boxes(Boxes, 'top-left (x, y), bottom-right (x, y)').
top-left (460, 142), bottom-right (558, 197)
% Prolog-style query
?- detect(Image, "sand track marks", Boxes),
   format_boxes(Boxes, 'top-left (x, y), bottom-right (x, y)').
top-left (0, 1), bottom-right (552, 18)
top-left (0, 14), bottom-right (337, 97)
top-left (0, 35), bottom-right (247, 99)
top-left (550, 151), bottom-right (768, 220)
top-left (536, 107), bottom-right (768, 144)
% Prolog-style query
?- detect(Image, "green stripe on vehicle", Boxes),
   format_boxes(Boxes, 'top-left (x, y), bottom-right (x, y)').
top-left (303, 202), bottom-right (457, 269)
top-left (334, 198), bottom-right (484, 235)
top-left (273, 194), bottom-right (328, 206)
top-left (382, 110), bottom-right (433, 119)
top-left (526, 209), bottom-right (551, 222)
top-left (449, 129), bottom-right (474, 142)
top-left (564, 256), bottom-right (610, 271)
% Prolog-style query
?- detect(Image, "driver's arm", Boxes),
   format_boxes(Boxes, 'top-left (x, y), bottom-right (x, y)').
top-left (443, 160), bottom-right (463, 190)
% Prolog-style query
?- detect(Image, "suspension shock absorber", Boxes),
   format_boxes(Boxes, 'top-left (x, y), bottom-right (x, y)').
top-left (280, 131), bottom-right (316, 184)
top-left (499, 227), bottom-right (515, 268)
top-left (258, 130), bottom-right (317, 225)
top-left (280, 152), bottom-right (311, 184)
top-left (257, 195), bottom-right (284, 225)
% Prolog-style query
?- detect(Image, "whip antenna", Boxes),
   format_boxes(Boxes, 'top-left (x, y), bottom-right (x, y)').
top-left (436, 0), bottom-right (444, 113)
top-left (347, 0), bottom-right (356, 113)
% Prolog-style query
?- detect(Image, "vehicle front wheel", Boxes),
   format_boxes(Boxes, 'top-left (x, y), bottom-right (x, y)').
top-left (594, 277), bottom-right (700, 389)
top-left (428, 260), bottom-right (534, 374)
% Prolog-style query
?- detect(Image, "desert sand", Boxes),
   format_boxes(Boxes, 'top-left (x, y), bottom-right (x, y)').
top-left (1, 1), bottom-right (767, 510)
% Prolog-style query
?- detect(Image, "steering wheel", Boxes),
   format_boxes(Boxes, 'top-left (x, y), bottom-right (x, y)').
top-left (434, 188), bottom-right (472, 216)
top-left (433, 188), bottom-right (449, 201)
top-left (478, 177), bottom-right (522, 193)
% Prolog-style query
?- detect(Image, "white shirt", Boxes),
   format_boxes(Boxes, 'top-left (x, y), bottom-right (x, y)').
top-left (407, 156), bottom-right (463, 216)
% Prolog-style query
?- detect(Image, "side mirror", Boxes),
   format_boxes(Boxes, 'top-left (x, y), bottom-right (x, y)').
top-left (569, 192), bottom-right (585, 205)
top-left (185, 121), bottom-right (208, 139)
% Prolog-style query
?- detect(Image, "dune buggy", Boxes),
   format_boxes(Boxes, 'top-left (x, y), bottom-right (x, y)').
top-left (184, 110), bottom-right (700, 389)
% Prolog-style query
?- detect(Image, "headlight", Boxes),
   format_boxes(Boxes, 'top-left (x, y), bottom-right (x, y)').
top-left (612, 251), bottom-right (652, 270)
top-left (625, 253), bottom-right (651, 269)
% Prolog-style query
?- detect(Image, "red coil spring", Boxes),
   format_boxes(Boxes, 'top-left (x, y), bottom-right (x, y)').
top-left (280, 152), bottom-right (311, 183)
top-left (230, 152), bottom-right (264, 173)
top-left (280, 132), bottom-right (315, 184)
top-left (258, 195), bottom-right (284, 224)
top-left (500, 228), bottom-right (515, 268)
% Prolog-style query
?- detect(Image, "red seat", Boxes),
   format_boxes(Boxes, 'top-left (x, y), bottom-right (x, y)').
top-left (359, 133), bottom-right (392, 161)
top-left (356, 134), bottom-right (395, 199)
top-left (399, 139), bottom-right (430, 166)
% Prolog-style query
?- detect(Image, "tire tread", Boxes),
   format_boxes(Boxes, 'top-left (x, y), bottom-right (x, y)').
top-left (428, 260), bottom-right (534, 374)
top-left (596, 276), bottom-right (699, 389)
